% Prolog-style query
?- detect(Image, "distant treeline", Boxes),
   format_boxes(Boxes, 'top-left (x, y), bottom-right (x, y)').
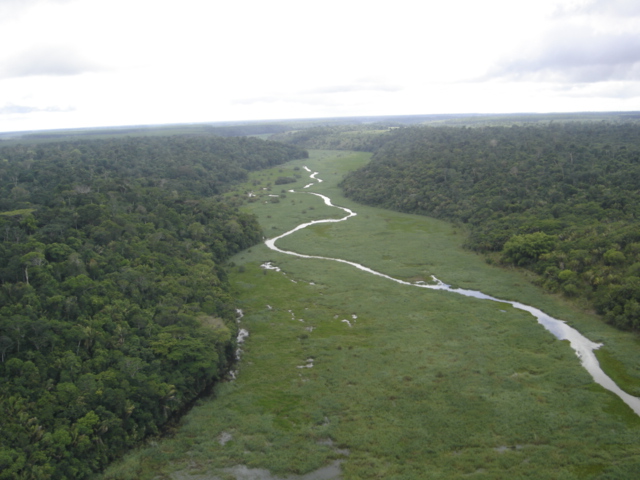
top-left (204, 124), bottom-right (291, 137)
top-left (335, 123), bottom-right (640, 331)
top-left (11, 124), bottom-right (292, 143)
top-left (0, 135), bottom-right (307, 478)
top-left (271, 124), bottom-right (398, 151)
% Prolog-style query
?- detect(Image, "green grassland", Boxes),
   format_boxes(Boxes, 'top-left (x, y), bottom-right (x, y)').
top-left (101, 150), bottom-right (640, 479)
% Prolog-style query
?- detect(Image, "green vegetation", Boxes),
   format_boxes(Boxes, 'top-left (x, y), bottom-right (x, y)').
top-left (102, 150), bottom-right (640, 479)
top-left (271, 124), bottom-right (397, 152)
top-left (338, 123), bottom-right (640, 332)
top-left (0, 208), bottom-right (36, 217)
top-left (6, 115), bottom-right (640, 478)
top-left (0, 135), bottom-right (307, 479)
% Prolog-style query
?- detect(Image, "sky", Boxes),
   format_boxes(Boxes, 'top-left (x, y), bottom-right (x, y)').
top-left (1, 0), bottom-right (640, 133)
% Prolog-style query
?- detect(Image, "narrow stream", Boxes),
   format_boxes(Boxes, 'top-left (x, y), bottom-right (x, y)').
top-left (265, 167), bottom-right (640, 416)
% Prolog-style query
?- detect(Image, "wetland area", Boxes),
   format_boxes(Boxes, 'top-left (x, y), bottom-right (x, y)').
top-left (102, 150), bottom-right (640, 480)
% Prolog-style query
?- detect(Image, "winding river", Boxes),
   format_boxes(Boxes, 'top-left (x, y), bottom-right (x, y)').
top-left (264, 166), bottom-right (640, 417)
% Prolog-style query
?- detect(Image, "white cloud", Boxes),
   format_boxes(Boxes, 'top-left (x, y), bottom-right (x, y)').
top-left (489, 27), bottom-right (640, 82)
top-left (0, 0), bottom-right (639, 132)
top-left (483, 0), bottom-right (640, 90)
top-left (554, 0), bottom-right (640, 18)
top-left (0, 103), bottom-right (74, 114)
top-left (302, 82), bottom-right (403, 95)
top-left (1, 46), bottom-right (106, 79)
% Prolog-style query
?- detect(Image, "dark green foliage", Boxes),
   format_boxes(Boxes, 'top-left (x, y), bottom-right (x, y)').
top-left (502, 232), bottom-right (556, 266)
top-left (0, 135), bottom-right (307, 478)
top-left (339, 123), bottom-right (640, 331)
top-left (274, 176), bottom-right (296, 185)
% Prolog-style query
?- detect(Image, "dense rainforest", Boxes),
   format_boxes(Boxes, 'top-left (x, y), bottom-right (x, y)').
top-left (0, 135), bottom-right (307, 479)
top-left (336, 123), bottom-right (640, 331)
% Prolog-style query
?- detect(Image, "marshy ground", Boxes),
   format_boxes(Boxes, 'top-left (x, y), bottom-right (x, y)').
top-left (101, 150), bottom-right (640, 479)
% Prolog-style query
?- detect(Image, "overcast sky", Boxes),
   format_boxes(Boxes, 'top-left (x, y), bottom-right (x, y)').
top-left (1, 0), bottom-right (639, 132)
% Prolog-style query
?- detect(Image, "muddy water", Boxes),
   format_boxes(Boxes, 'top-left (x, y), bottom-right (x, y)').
top-left (265, 167), bottom-right (640, 416)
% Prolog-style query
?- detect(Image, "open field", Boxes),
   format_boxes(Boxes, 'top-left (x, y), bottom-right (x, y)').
top-left (101, 150), bottom-right (640, 479)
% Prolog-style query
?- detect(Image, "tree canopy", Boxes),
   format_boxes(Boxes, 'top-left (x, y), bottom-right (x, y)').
top-left (338, 123), bottom-right (640, 331)
top-left (0, 134), bottom-right (307, 479)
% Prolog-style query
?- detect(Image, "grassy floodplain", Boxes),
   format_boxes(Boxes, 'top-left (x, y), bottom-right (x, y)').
top-left (101, 150), bottom-right (640, 479)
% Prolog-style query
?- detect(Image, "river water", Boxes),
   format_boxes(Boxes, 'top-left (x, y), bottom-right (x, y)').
top-left (264, 167), bottom-right (640, 417)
